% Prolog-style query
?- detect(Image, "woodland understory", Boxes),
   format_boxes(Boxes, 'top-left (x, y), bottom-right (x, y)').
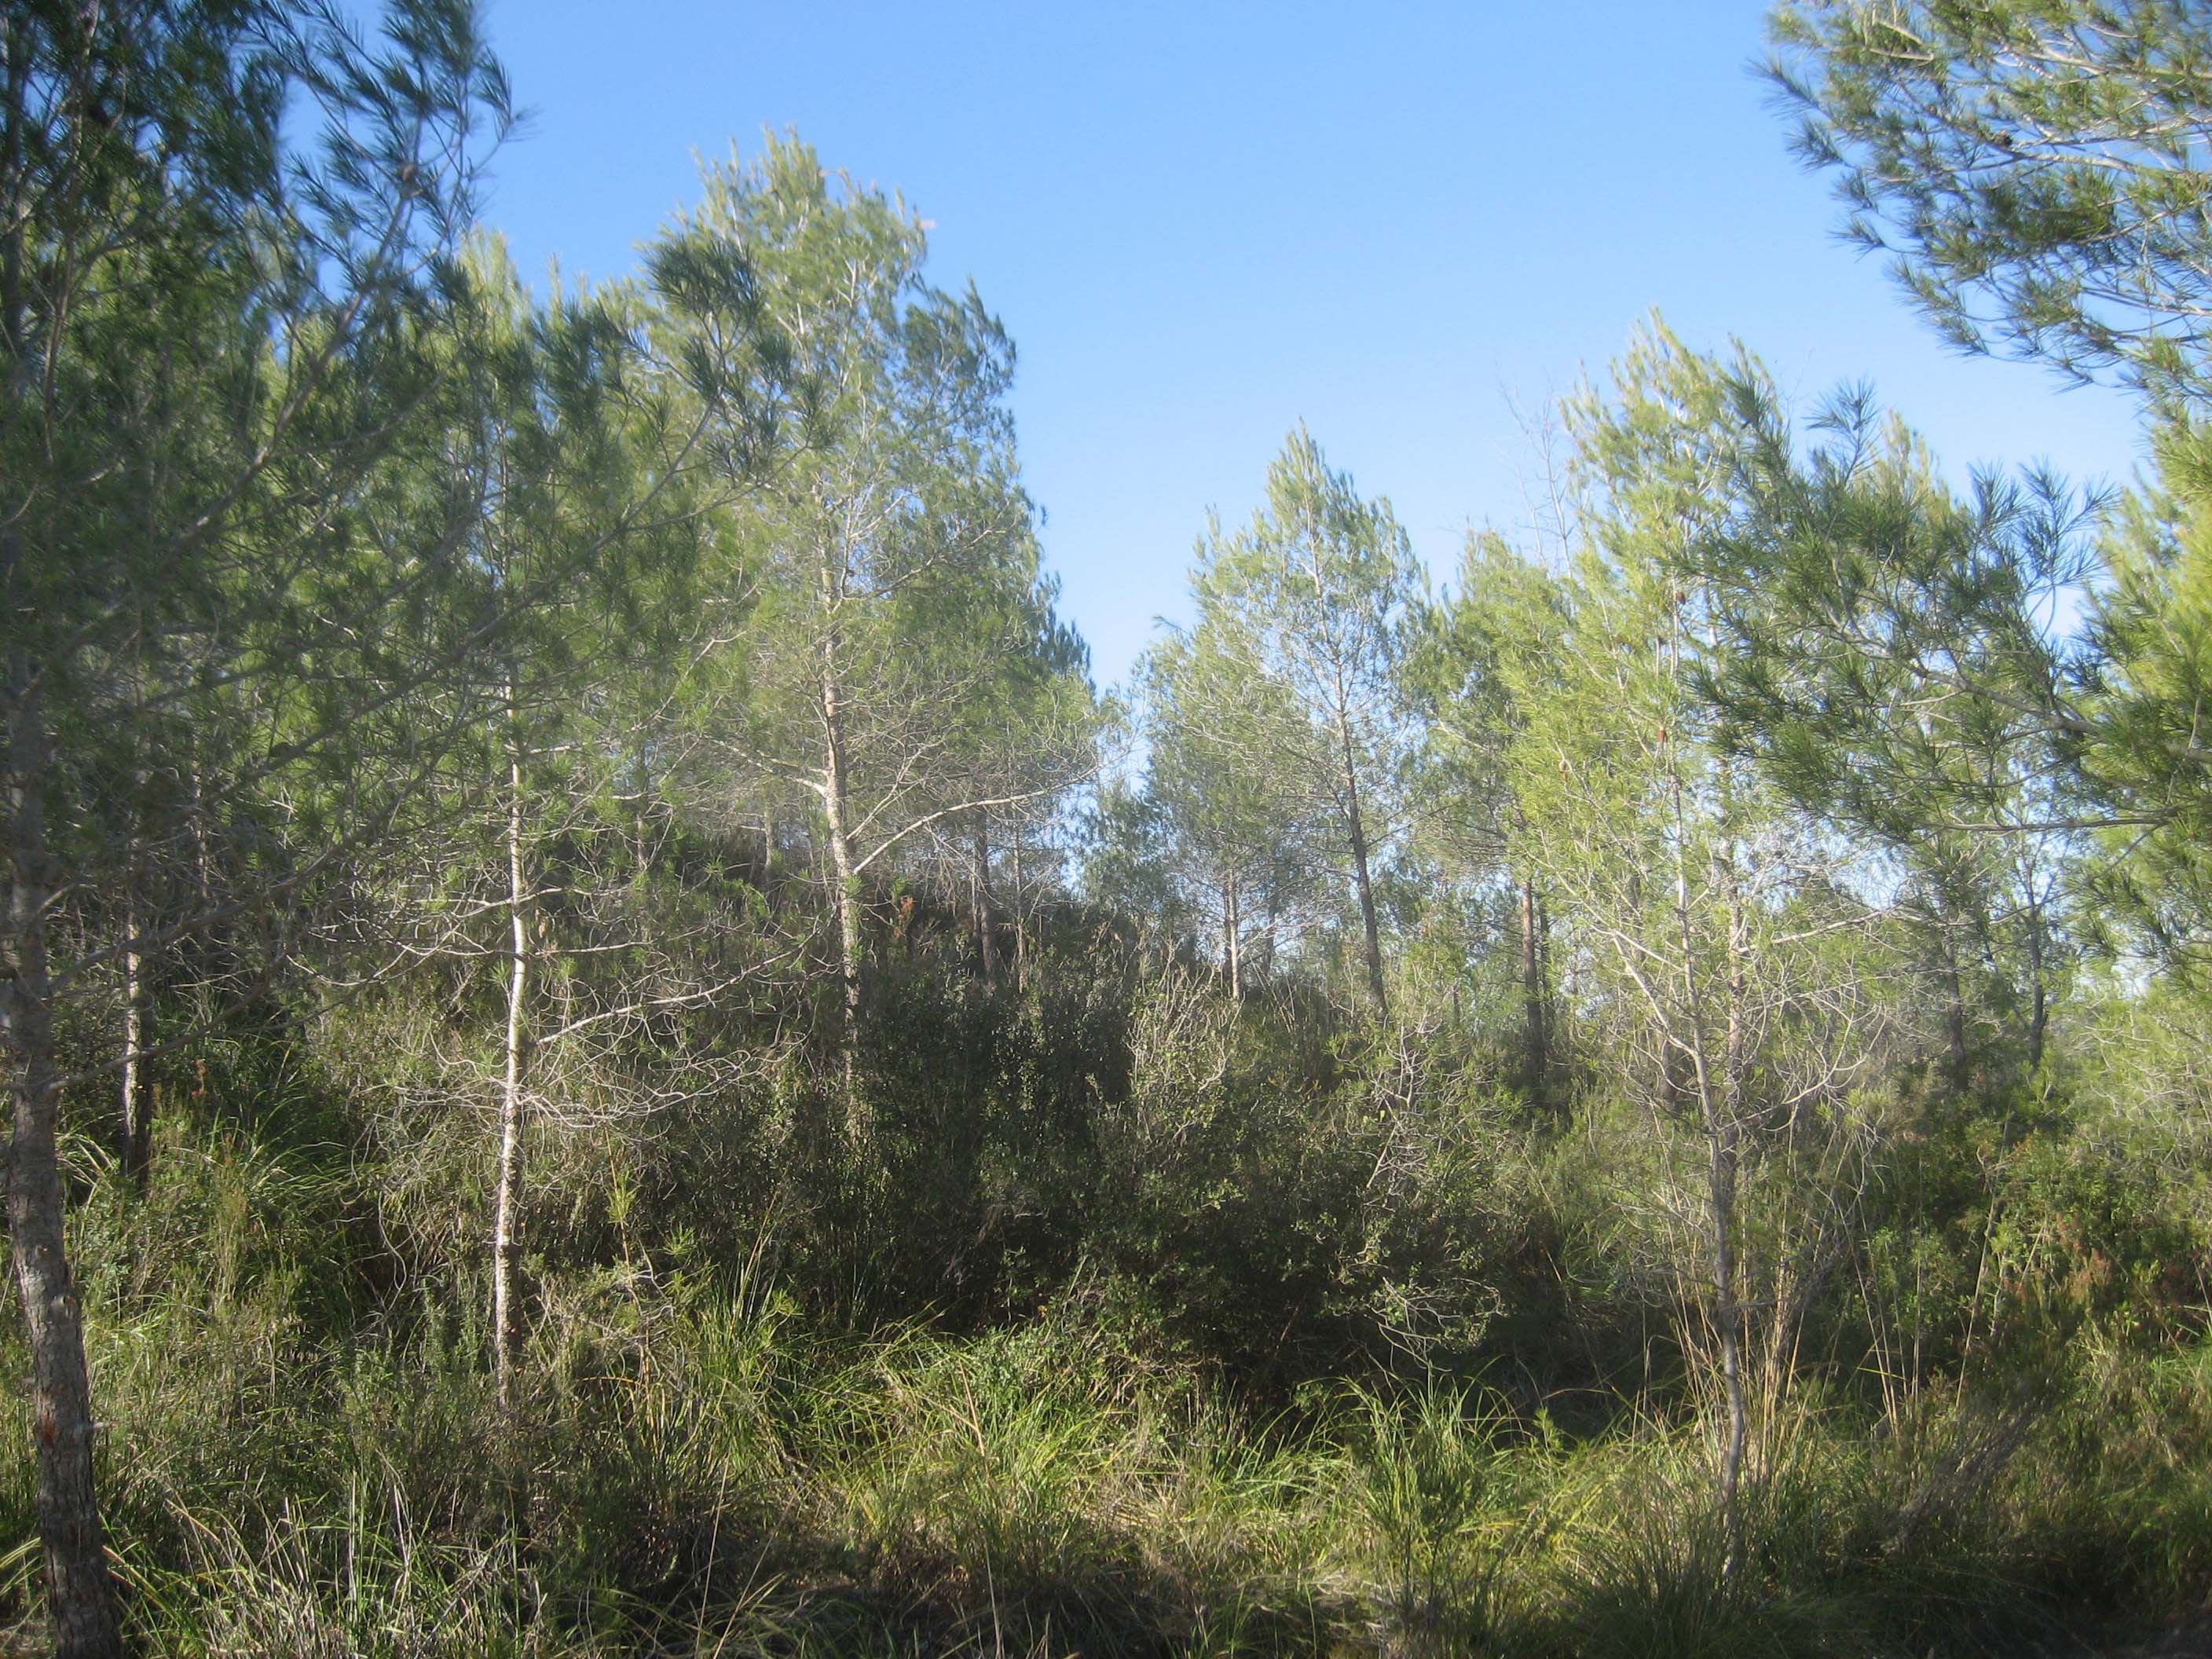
top-left (9, 2), bottom-right (2212, 1656)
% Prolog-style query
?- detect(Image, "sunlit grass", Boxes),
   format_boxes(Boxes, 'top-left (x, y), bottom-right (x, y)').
top-left (1, 1265), bottom-right (2191, 1657)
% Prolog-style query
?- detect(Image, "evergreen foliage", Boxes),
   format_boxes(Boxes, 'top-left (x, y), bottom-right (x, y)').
top-left (5, 3), bottom-right (2212, 1654)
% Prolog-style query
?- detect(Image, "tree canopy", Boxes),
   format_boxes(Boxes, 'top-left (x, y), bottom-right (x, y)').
top-left (11, 5), bottom-right (2212, 1657)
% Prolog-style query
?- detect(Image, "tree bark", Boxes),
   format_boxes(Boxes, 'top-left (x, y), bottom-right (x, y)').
top-left (819, 646), bottom-right (862, 1104)
top-left (1518, 873), bottom-right (1552, 1111)
top-left (1335, 711), bottom-right (1388, 1019)
top-left (492, 727), bottom-right (529, 1402)
top-left (0, 87), bottom-right (114, 1648)
top-left (972, 814), bottom-right (997, 985)
top-left (2024, 899), bottom-right (2048, 1074)
top-left (1222, 870), bottom-right (1241, 1001)
top-left (1009, 826), bottom-right (1026, 991)
top-left (1674, 840), bottom-right (1748, 1588)
top-left (1668, 606), bottom-right (1745, 1587)
top-left (5, 669), bottom-right (125, 1659)
top-left (1942, 928), bottom-right (1968, 1095)
top-left (119, 892), bottom-right (152, 1186)
top-left (1715, 865), bottom-right (1751, 1582)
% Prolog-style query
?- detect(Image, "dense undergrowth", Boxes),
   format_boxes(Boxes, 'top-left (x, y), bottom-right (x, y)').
top-left (7, 943), bottom-right (2210, 1658)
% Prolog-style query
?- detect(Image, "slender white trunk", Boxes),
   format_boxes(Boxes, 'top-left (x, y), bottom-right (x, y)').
top-left (120, 890), bottom-right (151, 1184)
top-left (1009, 826), bottom-right (1027, 991)
top-left (1223, 870), bottom-right (1242, 1000)
top-left (493, 722), bottom-right (529, 1402)
top-left (819, 646), bottom-right (862, 1111)
top-left (2025, 897), bottom-right (2048, 1072)
top-left (1716, 860), bottom-right (1750, 1577)
top-left (1672, 822), bottom-right (1748, 1582)
top-left (120, 657), bottom-right (152, 1184)
top-left (1666, 605), bottom-right (1745, 1583)
top-left (1335, 705), bottom-right (1388, 1018)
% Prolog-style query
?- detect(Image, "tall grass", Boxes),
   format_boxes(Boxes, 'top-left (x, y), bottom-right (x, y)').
top-left (7, 1247), bottom-right (2207, 1657)
top-left (6, 1079), bottom-right (2211, 1657)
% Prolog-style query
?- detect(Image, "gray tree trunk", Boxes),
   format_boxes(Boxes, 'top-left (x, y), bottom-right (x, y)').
top-left (6, 668), bottom-right (124, 1659)
top-left (1009, 826), bottom-right (1027, 991)
top-left (492, 730), bottom-right (530, 1402)
top-left (819, 648), bottom-right (862, 1107)
top-left (1335, 711), bottom-right (1388, 1018)
top-left (2025, 899), bottom-right (2048, 1073)
top-left (972, 815), bottom-right (997, 984)
top-left (1518, 874), bottom-right (1552, 1111)
top-left (1223, 870), bottom-right (1241, 1000)
top-left (119, 891), bottom-right (152, 1185)
top-left (1943, 930), bottom-right (1968, 1093)
top-left (1714, 869), bottom-right (1751, 1581)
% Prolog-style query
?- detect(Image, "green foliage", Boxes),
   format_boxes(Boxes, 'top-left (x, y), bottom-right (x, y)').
top-left (1130, 427), bottom-right (1419, 1010)
top-left (16, 4), bottom-right (2212, 1654)
top-left (20, 1179), bottom-right (2211, 1657)
top-left (1771, 0), bottom-right (2212, 405)
top-left (2082, 423), bottom-right (2212, 972)
top-left (1763, 0), bottom-right (2212, 998)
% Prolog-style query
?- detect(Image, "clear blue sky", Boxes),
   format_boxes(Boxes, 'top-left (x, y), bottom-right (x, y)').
top-left (471, 1), bottom-right (2144, 690)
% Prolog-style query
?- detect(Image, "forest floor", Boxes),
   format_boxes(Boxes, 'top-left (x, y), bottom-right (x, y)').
top-left (2113, 1617), bottom-right (2212, 1657)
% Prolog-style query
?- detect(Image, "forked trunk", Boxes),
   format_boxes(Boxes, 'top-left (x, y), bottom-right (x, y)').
top-left (1665, 607), bottom-right (1745, 1587)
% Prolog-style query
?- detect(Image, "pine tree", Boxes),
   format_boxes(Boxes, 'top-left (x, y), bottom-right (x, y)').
top-left (1137, 624), bottom-right (1311, 997)
top-left (1409, 533), bottom-right (1573, 1106)
top-left (0, 5), bottom-right (508, 1650)
top-left (1772, 0), bottom-right (2212, 405)
top-left (1170, 427), bottom-right (1419, 1017)
top-left (1512, 324), bottom-right (1897, 1576)
top-left (650, 136), bottom-right (1096, 1097)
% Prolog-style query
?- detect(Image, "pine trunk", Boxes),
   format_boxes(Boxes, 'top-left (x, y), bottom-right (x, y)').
top-left (2025, 901), bottom-right (2048, 1074)
top-left (1518, 874), bottom-right (1551, 1110)
top-left (3, 57), bottom-right (122, 1646)
top-left (1009, 827), bottom-right (1027, 991)
top-left (1223, 871), bottom-right (1241, 1000)
top-left (1335, 712), bottom-right (1388, 1018)
top-left (972, 815), bottom-right (997, 984)
top-left (1943, 930), bottom-right (1968, 1094)
top-left (119, 892), bottom-right (152, 1186)
top-left (492, 731), bottom-right (529, 1402)
top-left (6, 670), bottom-right (124, 1659)
top-left (819, 654), bottom-right (862, 1104)
top-left (1715, 872), bottom-right (1751, 1582)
